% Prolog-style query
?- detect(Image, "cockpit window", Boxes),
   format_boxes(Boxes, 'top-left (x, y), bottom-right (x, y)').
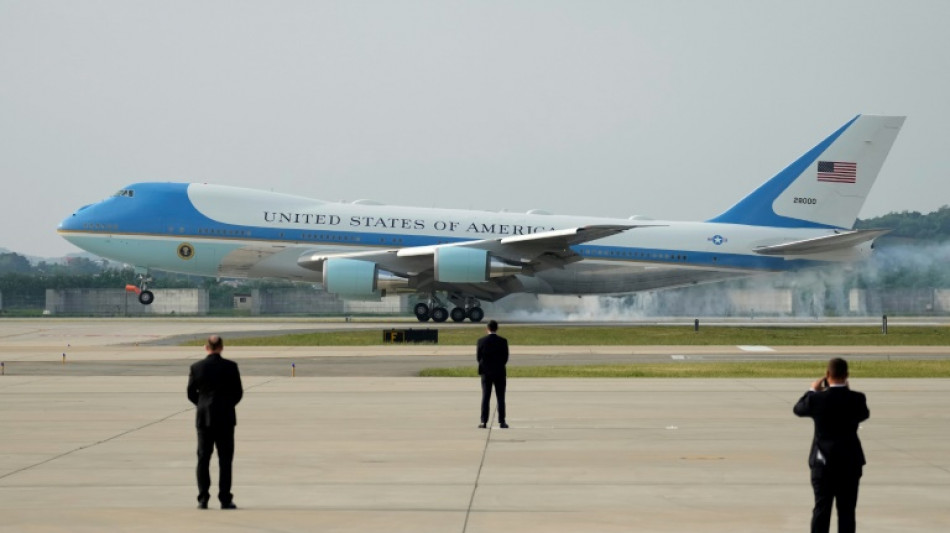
top-left (113, 189), bottom-right (135, 198)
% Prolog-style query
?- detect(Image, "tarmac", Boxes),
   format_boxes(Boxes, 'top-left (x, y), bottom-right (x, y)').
top-left (1, 318), bottom-right (949, 532)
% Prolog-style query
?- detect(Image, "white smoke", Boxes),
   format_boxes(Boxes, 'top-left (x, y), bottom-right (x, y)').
top-left (488, 240), bottom-right (950, 320)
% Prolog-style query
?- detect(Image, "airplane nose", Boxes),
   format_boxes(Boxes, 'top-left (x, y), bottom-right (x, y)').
top-left (58, 204), bottom-right (93, 231)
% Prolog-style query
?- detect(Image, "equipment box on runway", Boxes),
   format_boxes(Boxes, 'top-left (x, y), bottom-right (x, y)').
top-left (383, 328), bottom-right (438, 343)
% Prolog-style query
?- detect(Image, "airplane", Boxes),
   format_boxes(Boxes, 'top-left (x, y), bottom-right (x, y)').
top-left (58, 114), bottom-right (904, 322)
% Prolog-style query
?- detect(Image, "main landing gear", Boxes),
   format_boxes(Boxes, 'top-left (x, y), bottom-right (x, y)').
top-left (414, 295), bottom-right (484, 323)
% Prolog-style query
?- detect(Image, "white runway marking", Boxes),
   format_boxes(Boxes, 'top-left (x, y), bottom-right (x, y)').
top-left (737, 345), bottom-right (776, 352)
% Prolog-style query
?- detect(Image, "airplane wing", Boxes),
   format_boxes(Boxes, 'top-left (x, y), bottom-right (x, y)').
top-left (297, 224), bottom-right (640, 279)
top-left (396, 224), bottom-right (638, 268)
top-left (753, 229), bottom-right (890, 256)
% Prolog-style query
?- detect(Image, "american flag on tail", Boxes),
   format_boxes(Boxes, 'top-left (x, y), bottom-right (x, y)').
top-left (817, 161), bottom-right (857, 184)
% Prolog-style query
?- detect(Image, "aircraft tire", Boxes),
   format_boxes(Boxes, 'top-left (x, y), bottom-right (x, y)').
top-left (450, 307), bottom-right (466, 322)
top-left (414, 303), bottom-right (430, 322)
top-left (431, 307), bottom-right (449, 323)
top-left (467, 307), bottom-right (484, 322)
top-left (138, 290), bottom-right (155, 305)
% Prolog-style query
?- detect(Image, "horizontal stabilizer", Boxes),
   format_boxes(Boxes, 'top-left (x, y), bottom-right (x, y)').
top-left (754, 229), bottom-right (890, 256)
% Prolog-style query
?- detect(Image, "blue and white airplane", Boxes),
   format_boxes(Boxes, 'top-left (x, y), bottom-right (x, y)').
top-left (59, 115), bottom-right (904, 322)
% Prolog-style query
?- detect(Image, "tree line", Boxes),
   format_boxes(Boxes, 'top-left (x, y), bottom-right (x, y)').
top-left (855, 205), bottom-right (950, 242)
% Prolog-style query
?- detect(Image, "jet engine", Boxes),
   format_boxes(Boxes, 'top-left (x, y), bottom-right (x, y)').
top-left (321, 258), bottom-right (409, 296)
top-left (434, 247), bottom-right (522, 283)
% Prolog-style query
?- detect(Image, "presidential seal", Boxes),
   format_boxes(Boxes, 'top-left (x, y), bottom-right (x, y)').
top-left (177, 243), bottom-right (195, 260)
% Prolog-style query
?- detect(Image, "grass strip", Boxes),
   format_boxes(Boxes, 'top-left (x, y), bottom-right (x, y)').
top-left (216, 325), bottom-right (950, 347)
top-left (419, 360), bottom-right (950, 378)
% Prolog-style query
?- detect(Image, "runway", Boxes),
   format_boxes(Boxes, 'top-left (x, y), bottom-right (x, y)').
top-left (1, 318), bottom-right (949, 532)
top-left (1, 317), bottom-right (948, 377)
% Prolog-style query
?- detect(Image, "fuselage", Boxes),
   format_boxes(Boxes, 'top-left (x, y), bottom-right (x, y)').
top-left (58, 182), bottom-right (858, 297)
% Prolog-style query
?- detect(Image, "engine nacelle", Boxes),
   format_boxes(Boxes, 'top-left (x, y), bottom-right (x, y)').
top-left (434, 247), bottom-right (522, 283)
top-left (323, 258), bottom-right (377, 295)
top-left (322, 258), bottom-right (409, 296)
top-left (435, 247), bottom-right (488, 283)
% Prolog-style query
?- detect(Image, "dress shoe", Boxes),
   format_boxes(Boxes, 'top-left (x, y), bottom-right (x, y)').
top-left (500, 422), bottom-right (509, 429)
top-left (197, 501), bottom-right (208, 510)
top-left (221, 502), bottom-right (238, 510)
top-left (478, 422), bottom-right (487, 428)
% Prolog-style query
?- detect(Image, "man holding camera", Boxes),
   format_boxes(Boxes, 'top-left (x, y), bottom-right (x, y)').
top-left (793, 357), bottom-right (869, 533)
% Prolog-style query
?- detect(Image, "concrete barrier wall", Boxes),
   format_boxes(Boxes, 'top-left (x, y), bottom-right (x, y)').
top-left (849, 288), bottom-right (942, 315)
top-left (40, 287), bottom-right (950, 317)
top-left (495, 290), bottom-right (797, 318)
top-left (250, 289), bottom-right (409, 315)
top-left (147, 289), bottom-right (209, 315)
top-left (45, 289), bottom-right (208, 316)
top-left (727, 289), bottom-right (793, 315)
top-left (935, 290), bottom-right (950, 312)
top-left (343, 295), bottom-right (410, 314)
top-left (849, 288), bottom-right (867, 313)
top-left (251, 288), bottom-right (343, 315)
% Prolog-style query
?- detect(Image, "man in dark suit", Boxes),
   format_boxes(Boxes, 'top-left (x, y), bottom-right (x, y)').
top-left (477, 319), bottom-right (509, 429)
top-left (188, 335), bottom-right (243, 509)
top-left (793, 357), bottom-right (869, 533)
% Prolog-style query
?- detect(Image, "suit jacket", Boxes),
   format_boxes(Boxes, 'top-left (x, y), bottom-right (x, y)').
top-left (793, 386), bottom-right (869, 470)
top-left (476, 333), bottom-right (509, 376)
top-left (188, 353), bottom-right (243, 429)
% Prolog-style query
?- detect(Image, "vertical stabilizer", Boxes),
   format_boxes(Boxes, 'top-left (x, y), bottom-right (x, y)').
top-left (710, 115), bottom-right (905, 229)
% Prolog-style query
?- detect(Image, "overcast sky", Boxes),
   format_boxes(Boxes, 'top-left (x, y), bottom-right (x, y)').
top-left (2, 1), bottom-right (948, 258)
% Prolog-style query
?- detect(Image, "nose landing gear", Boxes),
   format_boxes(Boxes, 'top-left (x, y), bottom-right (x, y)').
top-left (127, 274), bottom-right (154, 305)
top-left (138, 288), bottom-right (155, 305)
